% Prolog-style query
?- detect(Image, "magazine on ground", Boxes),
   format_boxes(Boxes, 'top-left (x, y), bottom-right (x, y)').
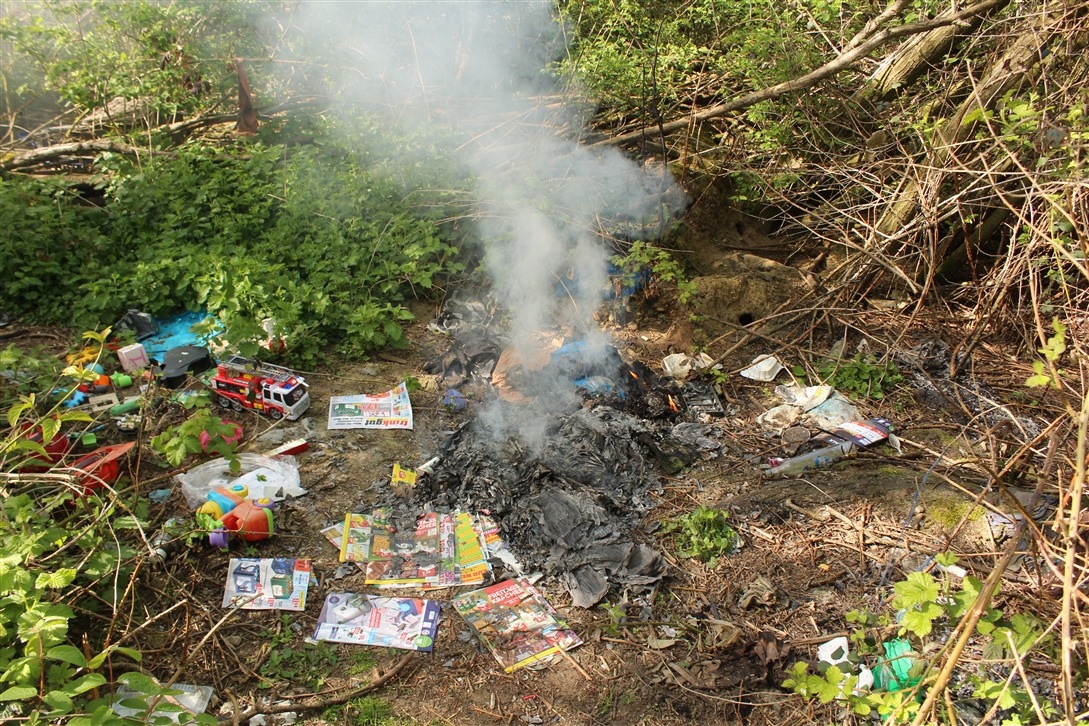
top-left (366, 511), bottom-right (440, 587)
top-left (327, 382), bottom-right (413, 430)
top-left (222, 558), bottom-right (310, 611)
top-left (312, 593), bottom-right (440, 652)
top-left (452, 577), bottom-right (582, 673)
top-left (338, 512), bottom-right (374, 563)
top-left (323, 509), bottom-right (506, 589)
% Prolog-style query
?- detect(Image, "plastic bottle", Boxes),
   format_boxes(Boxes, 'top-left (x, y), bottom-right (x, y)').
top-left (763, 441), bottom-right (856, 478)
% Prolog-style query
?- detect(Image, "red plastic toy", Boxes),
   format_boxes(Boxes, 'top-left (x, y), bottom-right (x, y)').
top-left (70, 441), bottom-right (135, 495)
top-left (209, 355), bottom-right (310, 421)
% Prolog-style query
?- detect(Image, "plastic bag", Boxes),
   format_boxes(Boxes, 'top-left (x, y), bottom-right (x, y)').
top-left (177, 453), bottom-right (305, 508)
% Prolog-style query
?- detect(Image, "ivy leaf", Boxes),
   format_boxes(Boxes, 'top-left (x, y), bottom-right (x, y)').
top-left (901, 601), bottom-right (944, 638)
top-left (1025, 360), bottom-right (1052, 388)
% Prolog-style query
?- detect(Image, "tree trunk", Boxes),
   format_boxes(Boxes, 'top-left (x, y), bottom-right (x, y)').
top-left (872, 4), bottom-right (1069, 240)
top-left (857, 0), bottom-right (1011, 102)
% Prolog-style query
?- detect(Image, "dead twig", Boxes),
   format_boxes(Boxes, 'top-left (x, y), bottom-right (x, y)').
top-left (217, 651), bottom-right (416, 725)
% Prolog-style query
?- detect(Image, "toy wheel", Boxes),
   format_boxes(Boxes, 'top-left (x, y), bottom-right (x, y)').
top-left (216, 394), bottom-right (230, 408)
top-left (270, 408), bottom-right (283, 420)
top-left (231, 399), bottom-right (243, 412)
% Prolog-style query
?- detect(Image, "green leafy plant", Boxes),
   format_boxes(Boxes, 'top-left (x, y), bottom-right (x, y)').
top-left (797, 352), bottom-right (904, 400)
top-left (612, 241), bottom-right (697, 306)
top-left (1025, 317), bottom-right (1067, 389)
top-left (783, 554), bottom-right (1058, 724)
top-left (258, 622), bottom-right (338, 690)
top-left (662, 506), bottom-right (738, 565)
top-left (598, 601), bottom-right (628, 637)
top-left (149, 392), bottom-right (240, 469)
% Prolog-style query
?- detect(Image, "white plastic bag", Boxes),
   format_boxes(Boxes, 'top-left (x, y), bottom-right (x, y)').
top-left (177, 453), bottom-right (305, 508)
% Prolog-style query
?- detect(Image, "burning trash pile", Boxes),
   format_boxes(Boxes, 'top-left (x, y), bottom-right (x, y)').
top-left (381, 297), bottom-right (729, 607)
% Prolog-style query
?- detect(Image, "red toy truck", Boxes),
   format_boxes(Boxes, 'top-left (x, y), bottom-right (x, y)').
top-left (209, 355), bottom-right (310, 421)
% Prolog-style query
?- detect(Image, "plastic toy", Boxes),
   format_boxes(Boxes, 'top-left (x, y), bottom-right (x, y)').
top-left (209, 355), bottom-right (310, 421)
top-left (70, 442), bottom-right (135, 495)
top-left (196, 483), bottom-right (248, 520)
top-left (17, 421), bottom-right (74, 472)
top-left (208, 497), bottom-right (274, 548)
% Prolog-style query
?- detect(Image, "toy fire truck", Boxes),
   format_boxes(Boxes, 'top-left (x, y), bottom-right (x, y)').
top-left (209, 355), bottom-right (311, 421)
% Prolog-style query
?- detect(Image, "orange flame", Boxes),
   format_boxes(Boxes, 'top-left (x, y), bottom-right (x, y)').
top-left (629, 370), bottom-right (639, 381)
top-left (668, 395), bottom-right (679, 412)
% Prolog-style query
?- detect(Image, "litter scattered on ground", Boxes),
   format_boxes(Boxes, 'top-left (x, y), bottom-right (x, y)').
top-left (763, 417), bottom-right (894, 478)
top-left (817, 636), bottom-right (874, 694)
top-left (111, 682), bottom-right (213, 722)
top-left (327, 382), bottom-right (414, 429)
top-left (310, 593), bottom-right (440, 652)
top-left (452, 577), bottom-right (582, 673)
top-left (222, 558), bottom-right (311, 611)
top-left (740, 354), bottom-right (785, 381)
top-left (661, 352), bottom-right (716, 381)
top-left (323, 509), bottom-right (511, 589)
top-left (179, 453), bottom-right (305, 506)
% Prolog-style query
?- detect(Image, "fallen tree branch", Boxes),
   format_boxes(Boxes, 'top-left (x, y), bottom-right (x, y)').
top-left (216, 652), bottom-right (416, 725)
top-left (0, 139), bottom-right (147, 172)
top-left (592, 0), bottom-right (1009, 148)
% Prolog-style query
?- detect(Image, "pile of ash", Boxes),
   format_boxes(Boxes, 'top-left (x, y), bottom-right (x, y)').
top-left (420, 399), bottom-right (667, 607)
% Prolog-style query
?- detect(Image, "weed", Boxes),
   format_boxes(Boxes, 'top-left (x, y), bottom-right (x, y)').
top-left (796, 352), bottom-right (903, 400)
top-left (661, 506), bottom-right (739, 566)
top-left (598, 601), bottom-right (627, 637)
top-left (323, 695), bottom-right (400, 726)
top-left (259, 617), bottom-right (338, 689)
top-left (611, 241), bottom-right (697, 306)
top-left (783, 553), bottom-right (1058, 723)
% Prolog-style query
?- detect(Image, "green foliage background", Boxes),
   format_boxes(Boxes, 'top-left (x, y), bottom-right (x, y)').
top-left (1, 117), bottom-right (472, 363)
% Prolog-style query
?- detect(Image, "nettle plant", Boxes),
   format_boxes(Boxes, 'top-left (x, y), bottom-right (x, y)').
top-left (0, 331), bottom-right (214, 724)
top-left (783, 553), bottom-right (1059, 724)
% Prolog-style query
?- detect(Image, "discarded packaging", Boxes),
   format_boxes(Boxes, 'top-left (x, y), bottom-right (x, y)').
top-left (802, 392), bottom-right (860, 430)
top-left (873, 638), bottom-right (920, 692)
top-left (764, 417), bottom-right (894, 477)
top-left (764, 442), bottom-right (855, 478)
top-left (817, 636), bottom-right (875, 694)
top-left (740, 354), bottom-right (785, 382)
top-left (442, 388), bottom-right (467, 412)
top-left (111, 681), bottom-right (213, 722)
top-left (178, 453), bottom-right (305, 507)
top-left (661, 352), bottom-right (715, 382)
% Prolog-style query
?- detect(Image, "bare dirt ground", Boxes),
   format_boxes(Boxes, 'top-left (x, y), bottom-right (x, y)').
top-left (6, 192), bottom-right (1072, 726)
top-left (114, 292), bottom-right (1058, 726)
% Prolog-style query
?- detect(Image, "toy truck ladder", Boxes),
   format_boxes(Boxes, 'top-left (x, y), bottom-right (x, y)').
top-left (220, 355), bottom-right (297, 384)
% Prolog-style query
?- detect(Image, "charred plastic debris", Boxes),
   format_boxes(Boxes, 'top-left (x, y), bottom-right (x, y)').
top-left (375, 296), bottom-right (731, 608)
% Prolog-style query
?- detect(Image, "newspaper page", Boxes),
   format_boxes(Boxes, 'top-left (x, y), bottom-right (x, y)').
top-left (327, 382), bottom-right (413, 430)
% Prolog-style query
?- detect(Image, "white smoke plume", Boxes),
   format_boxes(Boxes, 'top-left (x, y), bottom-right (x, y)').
top-left (275, 2), bottom-right (685, 443)
top-left (277, 1), bottom-right (683, 332)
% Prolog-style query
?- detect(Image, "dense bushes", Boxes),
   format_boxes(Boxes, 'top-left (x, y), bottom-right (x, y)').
top-left (3, 120), bottom-right (472, 363)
